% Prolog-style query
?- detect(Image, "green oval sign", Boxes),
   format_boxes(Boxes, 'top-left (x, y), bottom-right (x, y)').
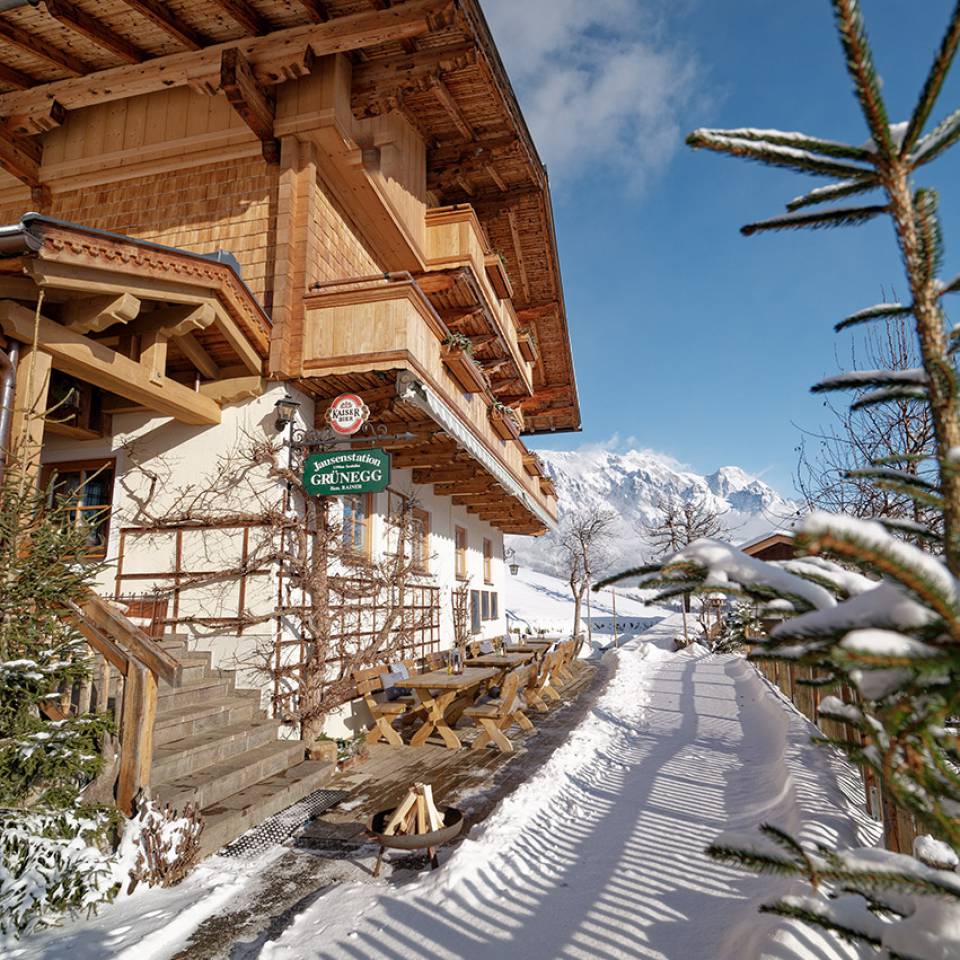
top-left (303, 448), bottom-right (392, 496)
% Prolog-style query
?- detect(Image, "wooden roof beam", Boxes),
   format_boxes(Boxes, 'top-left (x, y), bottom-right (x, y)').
top-left (433, 480), bottom-right (499, 496)
top-left (221, 47), bottom-right (280, 163)
top-left (174, 332), bottom-right (220, 379)
top-left (211, 0), bottom-right (271, 37)
top-left (368, 0), bottom-right (416, 51)
top-left (0, 59), bottom-right (38, 91)
top-left (0, 15), bottom-right (91, 75)
top-left (62, 292), bottom-right (141, 334)
top-left (429, 75), bottom-right (474, 140)
top-left (119, 0), bottom-right (208, 50)
top-left (296, 0), bottom-right (330, 22)
top-left (0, 121), bottom-right (40, 188)
top-left (4, 100), bottom-right (66, 137)
top-left (42, 0), bottom-right (147, 64)
top-left (351, 40), bottom-right (475, 101)
top-left (128, 302), bottom-right (216, 338)
top-left (0, 0), bottom-right (453, 118)
top-left (412, 466), bottom-right (476, 483)
top-left (506, 209), bottom-right (531, 302)
top-left (0, 300), bottom-right (221, 425)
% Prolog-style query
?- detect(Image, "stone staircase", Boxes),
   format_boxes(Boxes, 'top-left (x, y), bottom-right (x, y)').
top-left (151, 636), bottom-right (335, 858)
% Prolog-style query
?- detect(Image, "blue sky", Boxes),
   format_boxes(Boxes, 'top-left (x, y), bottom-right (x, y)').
top-left (483, 0), bottom-right (960, 496)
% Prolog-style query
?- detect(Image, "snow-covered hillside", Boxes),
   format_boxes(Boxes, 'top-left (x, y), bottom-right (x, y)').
top-left (509, 447), bottom-right (798, 577)
top-left (503, 565), bottom-right (667, 644)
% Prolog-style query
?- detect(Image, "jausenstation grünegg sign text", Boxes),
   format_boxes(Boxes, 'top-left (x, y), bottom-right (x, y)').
top-left (303, 448), bottom-right (391, 496)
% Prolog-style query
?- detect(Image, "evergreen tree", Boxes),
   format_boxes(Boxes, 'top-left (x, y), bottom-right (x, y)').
top-left (0, 471), bottom-right (118, 936)
top-left (600, 2), bottom-right (960, 954)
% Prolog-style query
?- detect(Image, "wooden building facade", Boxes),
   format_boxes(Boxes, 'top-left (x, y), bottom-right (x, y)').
top-left (0, 0), bottom-right (579, 841)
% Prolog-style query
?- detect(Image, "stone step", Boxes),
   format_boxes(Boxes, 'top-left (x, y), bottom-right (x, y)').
top-left (151, 718), bottom-right (281, 783)
top-left (159, 655), bottom-right (210, 688)
top-left (152, 740), bottom-right (307, 812)
top-left (153, 696), bottom-right (261, 746)
top-left (199, 760), bottom-right (336, 858)
top-left (157, 675), bottom-right (234, 709)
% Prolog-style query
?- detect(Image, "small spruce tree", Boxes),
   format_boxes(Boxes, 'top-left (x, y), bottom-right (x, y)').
top-left (0, 470), bottom-right (118, 937)
top-left (600, 2), bottom-right (960, 955)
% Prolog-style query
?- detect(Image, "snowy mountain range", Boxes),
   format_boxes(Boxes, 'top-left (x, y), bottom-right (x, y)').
top-left (508, 447), bottom-right (798, 578)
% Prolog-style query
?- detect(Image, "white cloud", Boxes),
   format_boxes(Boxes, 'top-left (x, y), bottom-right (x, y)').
top-left (482, 0), bottom-right (699, 189)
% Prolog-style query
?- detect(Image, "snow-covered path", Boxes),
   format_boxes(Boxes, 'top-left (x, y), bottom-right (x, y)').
top-left (257, 617), bottom-right (880, 960)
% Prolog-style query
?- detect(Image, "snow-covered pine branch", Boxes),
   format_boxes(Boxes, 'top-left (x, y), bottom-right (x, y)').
top-left (686, 129), bottom-right (874, 179)
top-left (787, 175), bottom-right (881, 211)
top-left (834, 301), bottom-right (913, 333)
top-left (740, 204), bottom-right (890, 236)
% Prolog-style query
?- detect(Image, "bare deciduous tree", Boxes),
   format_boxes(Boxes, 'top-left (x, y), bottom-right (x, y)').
top-left (796, 315), bottom-right (939, 546)
top-left (559, 506), bottom-right (617, 647)
top-left (119, 438), bottom-right (435, 743)
top-left (644, 493), bottom-right (730, 642)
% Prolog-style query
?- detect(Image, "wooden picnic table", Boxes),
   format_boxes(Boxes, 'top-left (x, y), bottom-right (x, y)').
top-left (402, 667), bottom-right (498, 750)
top-left (504, 643), bottom-right (551, 656)
top-left (465, 652), bottom-right (534, 669)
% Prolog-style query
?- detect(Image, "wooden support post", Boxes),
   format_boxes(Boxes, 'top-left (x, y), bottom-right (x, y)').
top-left (174, 332), bottom-right (220, 380)
top-left (140, 331), bottom-right (168, 385)
top-left (10, 345), bottom-right (52, 483)
top-left (117, 660), bottom-right (157, 815)
top-left (269, 137), bottom-right (318, 376)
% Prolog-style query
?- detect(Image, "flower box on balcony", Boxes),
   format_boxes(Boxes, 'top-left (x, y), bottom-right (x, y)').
top-left (489, 404), bottom-right (522, 442)
top-left (517, 328), bottom-right (539, 364)
top-left (484, 254), bottom-right (514, 301)
top-left (523, 452), bottom-right (545, 477)
top-left (441, 343), bottom-right (487, 393)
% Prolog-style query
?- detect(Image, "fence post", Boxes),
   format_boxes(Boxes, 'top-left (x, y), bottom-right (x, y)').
top-left (117, 659), bottom-right (157, 815)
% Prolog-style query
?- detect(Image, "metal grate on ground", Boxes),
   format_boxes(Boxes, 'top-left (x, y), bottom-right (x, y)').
top-left (219, 789), bottom-right (350, 859)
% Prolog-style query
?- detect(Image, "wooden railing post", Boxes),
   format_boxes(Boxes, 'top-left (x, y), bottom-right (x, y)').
top-left (117, 658), bottom-right (157, 816)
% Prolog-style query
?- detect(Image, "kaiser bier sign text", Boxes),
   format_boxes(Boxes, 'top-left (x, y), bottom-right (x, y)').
top-left (303, 448), bottom-right (391, 496)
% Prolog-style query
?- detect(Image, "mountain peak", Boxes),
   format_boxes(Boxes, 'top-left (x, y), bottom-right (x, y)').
top-left (509, 448), bottom-right (797, 577)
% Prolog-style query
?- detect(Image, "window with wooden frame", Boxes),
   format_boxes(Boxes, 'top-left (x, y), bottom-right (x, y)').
top-left (483, 537), bottom-right (493, 583)
top-left (481, 590), bottom-right (491, 620)
top-left (491, 591), bottom-right (499, 620)
top-left (455, 525), bottom-right (468, 580)
top-left (470, 589), bottom-right (481, 634)
top-left (41, 459), bottom-right (116, 557)
top-left (387, 491), bottom-right (430, 573)
top-left (342, 493), bottom-right (372, 558)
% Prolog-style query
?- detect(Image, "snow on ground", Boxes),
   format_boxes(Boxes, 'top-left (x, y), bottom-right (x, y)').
top-left (253, 615), bottom-right (881, 960)
top-left (504, 566), bottom-right (666, 644)
top-left (11, 614), bottom-right (882, 959)
top-left (3, 846), bottom-right (290, 960)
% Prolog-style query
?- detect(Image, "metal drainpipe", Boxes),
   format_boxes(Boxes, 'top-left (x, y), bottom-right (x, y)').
top-left (0, 341), bottom-right (19, 487)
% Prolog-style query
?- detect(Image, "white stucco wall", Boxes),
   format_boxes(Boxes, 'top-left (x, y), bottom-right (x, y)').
top-left (40, 384), bottom-right (510, 740)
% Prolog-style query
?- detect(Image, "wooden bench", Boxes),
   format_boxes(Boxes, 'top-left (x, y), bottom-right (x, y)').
top-left (524, 649), bottom-right (563, 712)
top-left (352, 665), bottom-right (417, 748)
top-left (463, 665), bottom-right (535, 753)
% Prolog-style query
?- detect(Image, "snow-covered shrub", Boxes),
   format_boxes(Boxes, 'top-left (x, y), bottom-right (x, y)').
top-left (0, 807), bottom-right (119, 937)
top-left (598, 2), bottom-right (960, 955)
top-left (125, 797), bottom-right (204, 893)
top-left (713, 601), bottom-right (760, 653)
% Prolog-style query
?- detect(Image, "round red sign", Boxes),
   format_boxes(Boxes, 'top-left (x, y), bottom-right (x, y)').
top-left (326, 393), bottom-right (369, 435)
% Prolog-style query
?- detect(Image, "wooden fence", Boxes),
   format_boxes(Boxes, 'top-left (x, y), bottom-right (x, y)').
top-left (752, 654), bottom-right (922, 854)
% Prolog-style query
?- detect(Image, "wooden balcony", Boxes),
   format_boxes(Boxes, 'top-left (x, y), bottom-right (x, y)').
top-left (422, 206), bottom-right (534, 401)
top-left (300, 277), bottom-right (557, 531)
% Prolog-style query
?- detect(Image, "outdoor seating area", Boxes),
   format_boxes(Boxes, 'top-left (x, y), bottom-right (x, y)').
top-left (349, 635), bottom-right (585, 756)
top-left (302, 646), bottom-right (600, 855)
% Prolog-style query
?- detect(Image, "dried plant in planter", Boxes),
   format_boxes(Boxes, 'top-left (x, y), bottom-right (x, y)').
top-left (126, 796), bottom-right (204, 893)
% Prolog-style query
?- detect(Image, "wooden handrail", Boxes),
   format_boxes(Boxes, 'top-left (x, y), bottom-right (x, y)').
top-left (63, 592), bottom-right (174, 815)
top-left (80, 593), bottom-right (181, 686)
